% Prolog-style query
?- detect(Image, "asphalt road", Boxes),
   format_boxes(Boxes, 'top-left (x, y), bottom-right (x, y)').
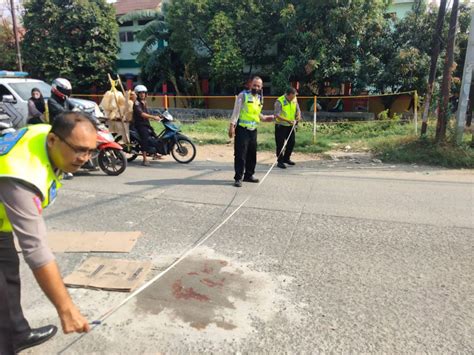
top-left (20, 154), bottom-right (473, 354)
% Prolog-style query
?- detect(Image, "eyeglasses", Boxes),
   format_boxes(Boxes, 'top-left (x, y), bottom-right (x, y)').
top-left (55, 134), bottom-right (96, 157)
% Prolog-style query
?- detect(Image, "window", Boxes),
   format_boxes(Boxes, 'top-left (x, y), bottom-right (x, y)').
top-left (9, 82), bottom-right (51, 100)
top-left (119, 31), bottom-right (134, 42)
top-left (119, 20), bottom-right (133, 27)
top-left (137, 19), bottom-right (152, 26)
top-left (0, 85), bottom-right (14, 102)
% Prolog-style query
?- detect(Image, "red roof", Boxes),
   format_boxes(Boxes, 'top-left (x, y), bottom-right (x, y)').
top-left (113, 0), bottom-right (162, 16)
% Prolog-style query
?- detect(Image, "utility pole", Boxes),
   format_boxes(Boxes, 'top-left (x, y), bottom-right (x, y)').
top-left (10, 0), bottom-right (23, 71)
top-left (455, 8), bottom-right (474, 145)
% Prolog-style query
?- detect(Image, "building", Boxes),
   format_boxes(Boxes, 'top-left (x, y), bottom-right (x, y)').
top-left (113, 0), bottom-right (162, 89)
top-left (387, 0), bottom-right (439, 19)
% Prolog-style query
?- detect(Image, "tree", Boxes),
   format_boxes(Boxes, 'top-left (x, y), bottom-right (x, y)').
top-left (0, 18), bottom-right (17, 70)
top-left (436, 0), bottom-right (460, 142)
top-left (273, 0), bottom-right (392, 94)
top-left (421, 0), bottom-right (447, 135)
top-left (21, 0), bottom-right (119, 92)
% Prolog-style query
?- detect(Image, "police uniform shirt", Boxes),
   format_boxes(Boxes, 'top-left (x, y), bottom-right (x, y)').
top-left (0, 178), bottom-right (54, 270)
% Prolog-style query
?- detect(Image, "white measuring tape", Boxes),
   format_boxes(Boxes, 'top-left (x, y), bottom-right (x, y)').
top-left (58, 122), bottom-right (298, 354)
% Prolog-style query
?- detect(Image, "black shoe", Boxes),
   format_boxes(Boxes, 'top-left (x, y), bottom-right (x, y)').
top-left (284, 160), bottom-right (295, 166)
top-left (277, 162), bottom-right (287, 169)
top-left (243, 176), bottom-right (259, 183)
top-left (63, 172), bottom-right (74, 180)
top-left (15, 325), bottom-right (58, 353)
top-left (234, 180), bottom-right (242, 187)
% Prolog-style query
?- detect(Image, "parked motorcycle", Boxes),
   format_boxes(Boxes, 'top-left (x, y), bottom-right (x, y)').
top-left (117, 110), bottom-right (196, 164)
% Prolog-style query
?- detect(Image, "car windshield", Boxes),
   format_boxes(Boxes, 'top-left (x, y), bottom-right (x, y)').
top-left (8, 81), bottom-right (52, 100)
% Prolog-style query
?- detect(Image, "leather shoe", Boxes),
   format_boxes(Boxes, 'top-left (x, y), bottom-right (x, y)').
top-left (243, 176), bottom-right (259, 183)
top-left (234, 180), bottom-right (242, 187)
top-left (277, 162), bottom-right (287, 169)
top-left (284, 160), bottom-right (296, 166)
top-left (15, 325), bottom-right (58, 353)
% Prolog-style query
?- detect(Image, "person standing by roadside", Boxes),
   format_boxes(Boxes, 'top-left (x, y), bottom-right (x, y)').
top-left (27, 88), bottom-right (46, 125)
top-left (274, 87), bottom-right (301, 169)
top-left (228, 76), bottom-right (274, 187)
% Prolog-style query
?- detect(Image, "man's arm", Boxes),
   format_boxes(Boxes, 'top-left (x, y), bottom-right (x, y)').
top-left (133, 102), bottom-right (160, 121)
top-left (228, 93), bottom-right (243, 138)
top-left (0, 179), bottom-right (90, 334)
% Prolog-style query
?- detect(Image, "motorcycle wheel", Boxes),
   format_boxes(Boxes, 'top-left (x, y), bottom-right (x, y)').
top-left (171, 137), bottom-right (196, 164)
top-left (98, 148), bottom-right (127, 175)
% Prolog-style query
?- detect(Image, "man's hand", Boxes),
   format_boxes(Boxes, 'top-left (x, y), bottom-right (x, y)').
top-left (228, 123), bottom-right (235, 138)
top-left (58, 304), bottom-right (90, 334)
top-left (262, 114), bottom-right (274, 122)
top-left (154, 115), bottom-right (162, 121)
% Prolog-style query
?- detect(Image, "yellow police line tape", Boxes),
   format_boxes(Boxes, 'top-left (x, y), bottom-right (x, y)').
top-left (72, 91), bottom-right (415, 100)
top-left (57, 123), bottom-right (298, 354)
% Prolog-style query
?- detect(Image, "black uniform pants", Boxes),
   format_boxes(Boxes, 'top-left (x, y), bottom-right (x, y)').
top-left (0, 233), bottom-right (31, 354)
top-left (234, 125), bottom-right (257, 181)
top-left (275, 124), bottom-right (295, 163)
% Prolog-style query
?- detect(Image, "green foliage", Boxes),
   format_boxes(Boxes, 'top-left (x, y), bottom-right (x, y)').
top-left (21, 0), bottom-right (119, 91)
top-left (372, 136), bottom-right (474, 168)
top-left (0, 19), bottom-right (17, 70)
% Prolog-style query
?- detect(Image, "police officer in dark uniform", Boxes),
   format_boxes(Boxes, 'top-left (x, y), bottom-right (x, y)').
top-left (228, 76), bottom-right (273, 187)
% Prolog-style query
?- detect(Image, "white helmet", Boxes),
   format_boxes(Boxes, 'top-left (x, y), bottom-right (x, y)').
top-left (51, 78), bottom-right (72, 99)
top-left (134, 85), bottom-right (148, 94)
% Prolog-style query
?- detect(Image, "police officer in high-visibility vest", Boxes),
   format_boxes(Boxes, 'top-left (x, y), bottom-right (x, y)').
top-left (0, 112), bottom-right (96, 354)
top-left (228, 76), bottom-right (274, 187)
top-left (274, 87), bottom-right (301, 169)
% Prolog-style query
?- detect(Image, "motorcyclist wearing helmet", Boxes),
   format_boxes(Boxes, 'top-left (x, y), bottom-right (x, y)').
top-left (132, 85), bottom-right (161, 166)
top-left (47, 78), bottom-right (75, 125)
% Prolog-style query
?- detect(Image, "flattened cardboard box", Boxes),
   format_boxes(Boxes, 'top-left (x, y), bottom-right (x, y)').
top-left (64, 257), bottom-right (152, 292)
top-left (15, 231), bottom-right (142, 253)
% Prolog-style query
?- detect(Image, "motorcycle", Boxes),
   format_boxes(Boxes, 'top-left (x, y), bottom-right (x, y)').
top-left (71, 105), bottom-right (127, 176)
top-left (117, 110), bottom-right (197, 164)
top-left (90, 123), bottom-right (127, 176)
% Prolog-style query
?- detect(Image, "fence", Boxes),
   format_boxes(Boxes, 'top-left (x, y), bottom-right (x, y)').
top-left (73, 91), bottom-right (418, 143)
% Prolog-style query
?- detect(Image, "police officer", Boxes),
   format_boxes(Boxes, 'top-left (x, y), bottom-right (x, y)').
top-left (132, 85), bottom-right (161, 166)
top-left (0, 112), bottom-right (96, 354)
top-left (228, 76), bottom-right (273, 187)
top-left (274, 87), bottom-right (301, 169)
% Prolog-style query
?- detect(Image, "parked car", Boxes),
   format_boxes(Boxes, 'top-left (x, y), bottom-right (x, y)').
top-left (0, 71), bottom-right (104, 128)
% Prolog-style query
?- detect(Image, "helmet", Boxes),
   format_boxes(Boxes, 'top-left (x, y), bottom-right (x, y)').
top-left (134, 85), bottom-right (148, 94)
top-left (51, 78), bottom-right (72, 100)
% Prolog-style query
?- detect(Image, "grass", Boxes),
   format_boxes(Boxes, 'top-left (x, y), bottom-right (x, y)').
top-left (371, 136), bottom-right (474, 168)
top-left (152, 118), bottom-right (474, 168)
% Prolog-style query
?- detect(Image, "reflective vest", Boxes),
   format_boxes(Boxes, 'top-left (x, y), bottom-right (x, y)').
top-left (0, 124), bottom-right (62, 233)
top-left (276, 95), bottom-right (297, 126)
top-left (238, 91), bottom-right (262, 129)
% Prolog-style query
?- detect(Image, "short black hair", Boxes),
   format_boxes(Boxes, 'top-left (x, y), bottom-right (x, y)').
top-left (50, 111), bottom-right (97, 138)
top-left (286, 87), bottom-right (297, 95)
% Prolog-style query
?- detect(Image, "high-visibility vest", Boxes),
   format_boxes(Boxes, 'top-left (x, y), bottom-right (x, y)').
top-left (0, 124), bottom-right (62, 232)
top-left (276, 95), bottom-right (297, 126)
top-left (238, 91), bottom-right (262, 129)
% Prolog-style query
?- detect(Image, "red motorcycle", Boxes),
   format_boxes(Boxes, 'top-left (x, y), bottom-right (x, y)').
top-left (88, 123), bottom-right (127, 176)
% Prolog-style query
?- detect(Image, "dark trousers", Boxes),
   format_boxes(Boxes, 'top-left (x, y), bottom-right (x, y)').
top-left (135, 124), bottom-right (152, 154)
top-left (234, 125), bottom-right (257, 181)
top-left (275, 124), bottom-right (295, 163)
top-left (0, 233), bottom-right (31, 354)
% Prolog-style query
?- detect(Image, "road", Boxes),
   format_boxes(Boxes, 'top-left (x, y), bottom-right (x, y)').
top-left (21, 151), bottom-right (473, 354)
